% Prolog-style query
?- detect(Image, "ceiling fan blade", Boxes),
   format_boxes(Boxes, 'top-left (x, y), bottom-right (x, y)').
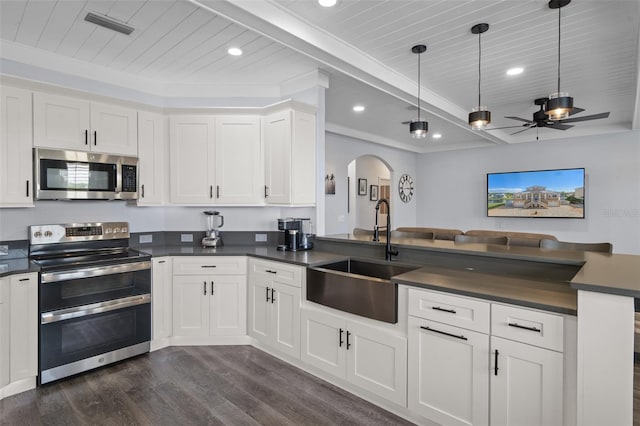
top-left (559, 112), bottom-right (610, 123)
top-left (505, 116), bottom-right (532, 123)
top-left (511, 126), bottom-right (534, 135)
top-left (548, 123), bottom-right (574, 131)
top-left (401, 121), bottom-right (411, 125)
top-left (569, 107), bottom-right (585, 116)
top-left (485, 125), bottom-right (529, 130)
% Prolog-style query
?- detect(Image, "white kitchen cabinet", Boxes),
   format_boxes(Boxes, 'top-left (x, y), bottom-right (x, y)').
top-left (490, 336), bottom-right (563, 426)
top-left (0, 86), bottom-right (33, 207)
top-left (169, 115), bottom-right (216, 204)
top-left (33, 93), bottom-right (137, 155)
top-left (9, 273), bottom-right (37, 382)
top-left (152, 258), bottom-right (172, 347)
top-left (248, 258), bottom-right (302, 358)
top-left (172, 257), bottom-right (246, 338)
top-left (215, 116), bottom-right (263, 204)
top-left (137, 112), bottom-right (167, 206)
top-left (408, 316), bottom-right (489, 426)
top-left (0, 277), bottom-right (8, 388)
top-left (264, 107), bottom-right (316, 205)
top-left (301, 307), bottom-right (407, 406)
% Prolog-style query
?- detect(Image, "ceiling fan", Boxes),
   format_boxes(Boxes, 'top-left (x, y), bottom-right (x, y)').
top-left (486, 97), bottom-right (610, 135)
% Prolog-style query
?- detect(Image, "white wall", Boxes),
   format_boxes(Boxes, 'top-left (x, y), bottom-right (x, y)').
top-left (416, 131), bottom-right (640, 254)
top-left (0, 203), bottom-right (314, 241)
top-left (324, 132), bottom-right (417, 235)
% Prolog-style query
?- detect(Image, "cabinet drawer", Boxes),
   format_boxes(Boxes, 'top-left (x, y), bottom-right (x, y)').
top-left (173, 256), bottom-right (247, 275)
top-left (408, 288), bottom-right (490, 334)
top-left (491, 304), bottom-right (564, 352)
top-left (249, 258), bottom-right (303, 287)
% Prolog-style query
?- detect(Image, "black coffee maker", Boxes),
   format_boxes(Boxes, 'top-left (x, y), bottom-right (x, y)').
top-left (277, 218), bottom-right (314, 251)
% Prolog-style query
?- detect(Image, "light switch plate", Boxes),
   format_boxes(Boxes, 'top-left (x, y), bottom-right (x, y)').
top-left (181, 234), bottom-right (193, 243)
top-left (139, 234), bottom-right (153, 244)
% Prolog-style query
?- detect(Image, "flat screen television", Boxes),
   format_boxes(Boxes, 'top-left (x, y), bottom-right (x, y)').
top-left (487, 168), bottom-right (585, 218)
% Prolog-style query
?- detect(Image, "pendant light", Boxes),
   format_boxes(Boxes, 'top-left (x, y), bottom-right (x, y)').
top-left (468, 23), bottom-right (491, 130)
top-left (545, 0), bottom-right (573, 120)
top-left (410, 44), bottom-right (428, 138)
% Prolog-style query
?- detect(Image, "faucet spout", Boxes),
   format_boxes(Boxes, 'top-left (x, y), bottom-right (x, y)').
top-left (373, 198), bottom-right (397, 261)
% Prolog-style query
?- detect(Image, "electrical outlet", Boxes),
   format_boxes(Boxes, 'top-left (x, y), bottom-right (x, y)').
top-left (181, 233), bottom-right (193, 243)
top-left (0, 245), bottom-right (8, 256)
top-left (338, 215), bottom-right (345, 223)
top-left (255, 233), bottom-right (267, 242)
top-left (139, 234), bottom-right (153, 244)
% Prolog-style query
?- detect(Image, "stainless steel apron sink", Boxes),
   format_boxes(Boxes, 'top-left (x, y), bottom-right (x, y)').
top-left (306, 259), bottom-right (419, 323)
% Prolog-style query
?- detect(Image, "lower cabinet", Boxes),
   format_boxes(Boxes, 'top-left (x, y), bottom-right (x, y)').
top-left (490, 336), bottom-right (563, 426)
top-left (248, 259), bottom-right (302, 359)
top-left (172, 257), bottom-right (247, 339)
top-left (408, 316), bottom-right (489, 426)
top-left (301, 308), bottom-right (407, 406)
top-left (152, 257), bottom-right (173, 346)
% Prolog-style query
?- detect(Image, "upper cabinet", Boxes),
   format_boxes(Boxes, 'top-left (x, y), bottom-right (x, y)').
top-left (264, 107), bottom-right (316, 205)
top-left (33, 93), bottom-right (137, 156)
top-left (0, 86), bottom-right (33, 207)
top-left (137, 112), bottom-right (167, 206)
top-left (215, 116), bottom-right (263, 204)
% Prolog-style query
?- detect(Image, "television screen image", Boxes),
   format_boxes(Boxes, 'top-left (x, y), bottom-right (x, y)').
top-left (487, 168), bottom-right (585, 218)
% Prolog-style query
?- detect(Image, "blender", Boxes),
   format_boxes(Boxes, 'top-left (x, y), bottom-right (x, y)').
top-left (202, 211), bottom-right (224, 247)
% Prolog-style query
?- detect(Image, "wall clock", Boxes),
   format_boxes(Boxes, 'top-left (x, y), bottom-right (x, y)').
top-left (398, 173), bottom-right (414, 203)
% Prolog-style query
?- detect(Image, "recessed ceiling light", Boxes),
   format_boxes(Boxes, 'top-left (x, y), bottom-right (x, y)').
top-left (432, 133), bottom-right (442, 139)
top-left (318, 0), bottom-right (337, 7)
top-left (506, 67), bottom-right (524, 76)
top-left (228, 47), bottom-right (242, 56)
top-left (352, 105), bottom-right (365, 112)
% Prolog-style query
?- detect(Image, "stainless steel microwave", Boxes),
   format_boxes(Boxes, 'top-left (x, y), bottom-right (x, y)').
top-left (34, 148), bottom-right (138, 200)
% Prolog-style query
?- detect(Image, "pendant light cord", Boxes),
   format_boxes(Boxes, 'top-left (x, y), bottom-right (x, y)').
top-left (417, 52), bottom-right (421, 121)
top-left (557, 4), bottom-right (561, 93)
top-left (478, 30), bottom-right (482, 107)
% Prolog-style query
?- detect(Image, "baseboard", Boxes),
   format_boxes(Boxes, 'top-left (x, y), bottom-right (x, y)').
top-left (169, 335), bottom-right (251, 346)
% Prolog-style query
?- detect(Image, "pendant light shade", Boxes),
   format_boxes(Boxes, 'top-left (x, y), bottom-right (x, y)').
top-left (410, 44), bottom-right (428, 138)
top-left (468, 23), bottom-right (491, 130)
top-left (545, 0), bottom-right (573, 120)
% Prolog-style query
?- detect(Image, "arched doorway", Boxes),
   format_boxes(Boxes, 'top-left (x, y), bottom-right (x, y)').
top-left (347, 155), bottom-right (392, 233)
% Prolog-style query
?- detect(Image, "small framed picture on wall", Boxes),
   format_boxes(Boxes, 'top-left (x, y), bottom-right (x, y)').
top-left (358, 178), bottom-right (367, 195)
top-left (369, 185), bottom-right (378, 201)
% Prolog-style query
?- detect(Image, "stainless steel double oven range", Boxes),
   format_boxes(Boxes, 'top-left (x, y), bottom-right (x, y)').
top-left (29, 222), bottom-right (151, 384)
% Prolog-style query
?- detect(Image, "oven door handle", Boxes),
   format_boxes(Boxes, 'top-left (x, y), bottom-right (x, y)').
top-left (40, 260), bottom-right (151, 284)
top-left (41, 294), bottom-right (151, 324)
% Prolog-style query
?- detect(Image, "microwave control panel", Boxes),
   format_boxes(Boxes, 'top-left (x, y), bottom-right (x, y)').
top-left (121, 165), bottom-right (137, 193)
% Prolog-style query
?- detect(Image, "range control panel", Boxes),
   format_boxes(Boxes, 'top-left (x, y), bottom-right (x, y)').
top-left (29, 222), bottom-right (130, 245)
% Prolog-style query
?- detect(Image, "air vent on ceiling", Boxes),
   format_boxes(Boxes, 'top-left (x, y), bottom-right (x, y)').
top-left (84, 12), bottom-right (134, 35)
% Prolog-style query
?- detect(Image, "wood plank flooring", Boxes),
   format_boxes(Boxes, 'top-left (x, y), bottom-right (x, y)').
top-left (0, 346), bottom-right (414, 426)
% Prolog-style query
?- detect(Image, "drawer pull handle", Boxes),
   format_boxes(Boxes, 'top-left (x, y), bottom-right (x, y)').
top-left (265, 270), bottom-right (277, 274)
top-left (201, 265), bottom-right (217, 268)
top-left (420, 325), bottom-right (467, 341)
top-left (18, 278), bottom-right (30, 282)
top-left (508, 322), bottom-right (541, 333)
top-left (432, 306), bottom-right (456, 314)
top-left (494, 349), bottom-right (499, 375)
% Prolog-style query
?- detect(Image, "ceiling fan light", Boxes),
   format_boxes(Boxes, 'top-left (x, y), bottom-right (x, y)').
top-left (410, 120), bottom-right (428, 138)
top-left (469, 106), bottom-right (491, 130)
top-left (545, 92), bottom-right (573, 120)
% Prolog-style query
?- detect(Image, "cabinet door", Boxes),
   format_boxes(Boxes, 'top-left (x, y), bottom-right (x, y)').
top-left (215, 116), bottom-right (262, 204)
top-left (264, 110), bottom-right (291, 204)
top-left (172, 275), bottom-right (210, 337)
top-left (209, 275), bottom-right (246, 336)
top-left (9, 273), bottom-right (38, 382)
top-left (33, 92), bottom-right (90, 150)
top-left (169, 116), bottom-right (215, 204)
top-left (271, 281), bottom-right (301, 358)
top-left (90, 102), bottom-right (137, 155)
top-left (347, 320), bottom-right (407, 407)
top-left (0, 277), bottom-right (9, 387)
top-left (248, 278), bottom-right (270, 341)
top-left (290, 110), bottom-right (316, 204)
top-left (301, 309), bottom-right (346, 378)
top-left (408, 317), bottom-right (489, 426)
top-left (490, 336), bottom-right (563, 426)
top-left (137, 111), bottom-right (166, 205)
top-left (152, 258), bottom-right (173, 341)
top-left (0, 86), bottom-right (33, 207)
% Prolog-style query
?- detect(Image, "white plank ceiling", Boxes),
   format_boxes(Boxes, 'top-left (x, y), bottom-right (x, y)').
top-left (1, 0), bottom-right (638, 152)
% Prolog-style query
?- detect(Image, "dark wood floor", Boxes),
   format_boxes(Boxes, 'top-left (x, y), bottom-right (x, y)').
top-left (0, 346), bottom-right (414, 426)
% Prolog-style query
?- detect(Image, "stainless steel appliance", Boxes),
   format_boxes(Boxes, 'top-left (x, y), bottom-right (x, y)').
top-left (29, 222), bottom-right (151, 384)
top-left (34, 148), bottom-right (138, 200)
top-left (277, 218), bottom-right (314, 251)
top-left (202, 210), bottom-right (224, 247)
